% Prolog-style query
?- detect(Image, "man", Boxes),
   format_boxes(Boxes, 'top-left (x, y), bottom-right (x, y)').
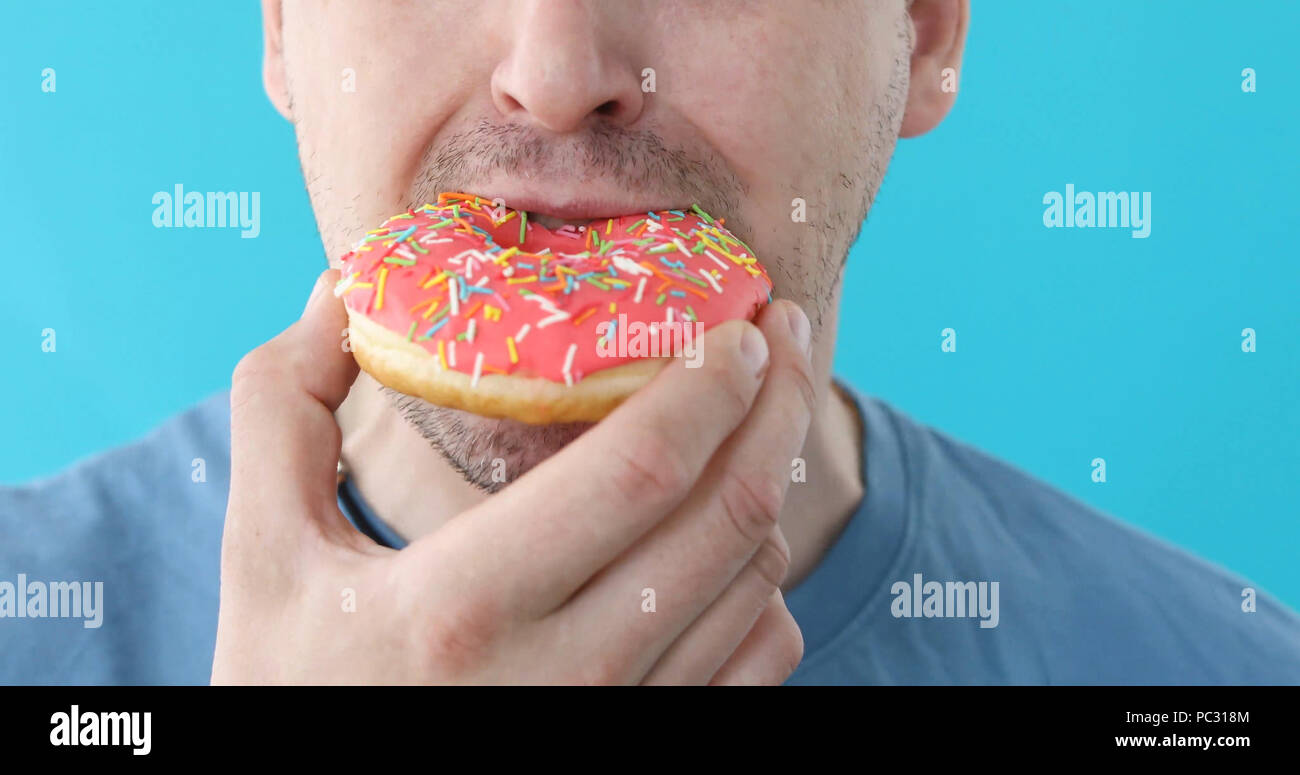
top-left (3, 0), bottom-right (1297, 685)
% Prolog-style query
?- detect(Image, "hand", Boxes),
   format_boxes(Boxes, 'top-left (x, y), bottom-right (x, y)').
top-left (211, 269), bottom-right (816, 684)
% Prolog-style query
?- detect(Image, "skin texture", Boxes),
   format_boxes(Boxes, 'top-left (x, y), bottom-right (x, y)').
top-left (211, 0), bottom-right (968, 684)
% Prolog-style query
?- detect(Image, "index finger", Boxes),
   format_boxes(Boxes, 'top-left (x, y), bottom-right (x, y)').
top-left (225, 269), bottom-right (360, 550)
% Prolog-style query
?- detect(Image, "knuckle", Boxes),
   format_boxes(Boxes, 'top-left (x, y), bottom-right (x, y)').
top-left (777, 613), bottom-right (805, 677)
top-left (718, 469), bottom-right (786, 545)
top-left (748, 608), bottom-right (805, 686)
top-left (417, 593), bottom-right (504, 677)
top-left (610, 429), bottom-right (693, 498)
top-left (574, 653), bottom-right (628, 686)
top-left (750, 536), bottom-right (792, 590)
top-left (712, 359), bottom-right (757, 422)
top-left (230, 347), bottom-right (282, 410)
top-left (783, 354), bottom-right (819, 416)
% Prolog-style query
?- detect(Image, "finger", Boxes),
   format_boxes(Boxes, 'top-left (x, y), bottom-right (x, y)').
top-left (559, 300), bottom-right (814, 673)
top-left (639, 528), bottom-right (790, 685)
top-left (425, 318), bottom-right (770, 615)
top-left (708, 590), bottom-right (804, 686)
top-left (226, 269), bottom-right (360, 548)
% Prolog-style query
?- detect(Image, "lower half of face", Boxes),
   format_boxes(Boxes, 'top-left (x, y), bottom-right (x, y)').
top-left (282, 0), bottom-right (911, 484)
top-left (384, 388), bottom-right (592, 491)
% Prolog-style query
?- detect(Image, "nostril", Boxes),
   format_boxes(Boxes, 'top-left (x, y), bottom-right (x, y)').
top-left (500, 93), bottom-right (525, 113)
top-left (595, 100), bottom-right (618, 116)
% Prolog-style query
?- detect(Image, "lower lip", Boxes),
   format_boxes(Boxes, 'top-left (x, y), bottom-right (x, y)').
top-left (495, 197), bottom-right (680, 224)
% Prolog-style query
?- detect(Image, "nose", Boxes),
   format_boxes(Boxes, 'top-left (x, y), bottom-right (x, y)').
top-left (491, 0), bottom-right (646, 133)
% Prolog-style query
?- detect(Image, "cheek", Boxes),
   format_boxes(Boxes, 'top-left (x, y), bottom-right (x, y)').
top-left (664, 8), bottom-right (865, 290)
top-left (671, 5), bottom-right (869, 203)
top-left (288, 6), bottom-right (497, 236)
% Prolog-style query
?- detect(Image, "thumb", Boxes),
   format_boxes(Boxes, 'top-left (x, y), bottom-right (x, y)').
top-left (226, 269), bottom-right (360, 548)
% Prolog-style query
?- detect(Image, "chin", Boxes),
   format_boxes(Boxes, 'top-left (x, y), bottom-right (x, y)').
top-left (383, 387), bottom-right (591, 493)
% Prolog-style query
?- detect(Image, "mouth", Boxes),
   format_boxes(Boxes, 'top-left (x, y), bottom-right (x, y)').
top-left (488, 195), bottom-right (686, 231)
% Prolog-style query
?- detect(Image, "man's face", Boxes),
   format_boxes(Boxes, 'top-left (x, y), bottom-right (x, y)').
top-left (272, 0), bottom-right (912, 488)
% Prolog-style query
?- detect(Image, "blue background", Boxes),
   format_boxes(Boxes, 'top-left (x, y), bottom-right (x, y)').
top-left (2, 4), bottom-right (1296, 607)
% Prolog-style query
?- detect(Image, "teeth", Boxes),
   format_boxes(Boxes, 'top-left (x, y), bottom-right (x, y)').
top-left (529, 212), bottom-right (591, 231)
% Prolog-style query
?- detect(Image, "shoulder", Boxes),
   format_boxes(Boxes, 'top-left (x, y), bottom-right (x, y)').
top-left (2, 392), bottom-right (232, 551)
top-left (0, 392), bottom-right (232, 685)
top-left (872, 396), bottom-right (1300, 684)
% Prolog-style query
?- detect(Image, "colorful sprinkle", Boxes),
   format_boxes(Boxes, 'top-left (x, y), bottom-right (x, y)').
top-left (471, 352), bottom-right (484, 387)
top-left (562, 343), bottom-right (577, 387)
top-left (375, 267), bottom-right (389, 310)
top-left (419, 318), bottom-right (450, 341)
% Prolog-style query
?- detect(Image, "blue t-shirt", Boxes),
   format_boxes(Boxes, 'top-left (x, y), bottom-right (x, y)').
top-left (2, 384), bottom-right (1297, 684)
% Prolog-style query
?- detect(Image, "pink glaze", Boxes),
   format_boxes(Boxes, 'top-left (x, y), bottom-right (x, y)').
top-left (337, 193), bottom-right (773, 385)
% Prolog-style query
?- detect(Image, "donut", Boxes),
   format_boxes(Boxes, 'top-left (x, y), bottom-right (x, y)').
top-left (335, 193), bottom-right (774, 424)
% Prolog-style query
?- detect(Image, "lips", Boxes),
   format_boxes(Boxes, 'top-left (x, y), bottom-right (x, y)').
top-left (483, 195), bottom-right (683, 232)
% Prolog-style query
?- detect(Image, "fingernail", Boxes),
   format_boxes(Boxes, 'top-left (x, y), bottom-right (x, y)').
top-left (739, 324), bottom-right (769, 378)
top-left (302, 274), bottom-right (327, 317)
top-left (786, 302), bottom-right (811, 357)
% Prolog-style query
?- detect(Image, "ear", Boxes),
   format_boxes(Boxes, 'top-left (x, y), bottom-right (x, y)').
top-left (262, 0), bottom-right (292, 120)
top-left (899, 0), bottom-right (969, 138)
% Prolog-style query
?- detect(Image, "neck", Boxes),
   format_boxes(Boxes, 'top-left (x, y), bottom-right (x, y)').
top-left (335, 299), bottom-right (864, 591)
